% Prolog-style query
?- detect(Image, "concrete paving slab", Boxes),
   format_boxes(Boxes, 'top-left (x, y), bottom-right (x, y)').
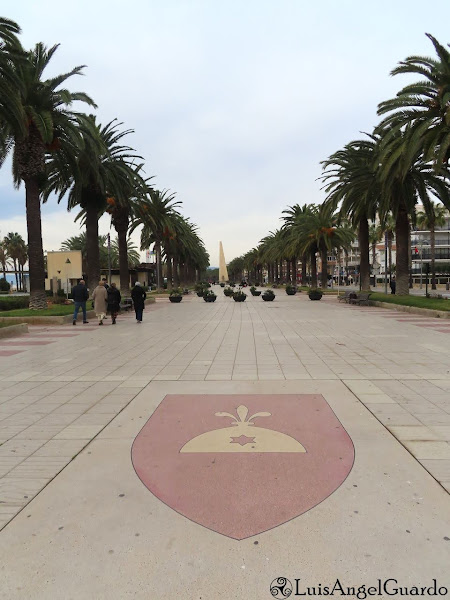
top-left (1, 293), bottom-right (450, 597)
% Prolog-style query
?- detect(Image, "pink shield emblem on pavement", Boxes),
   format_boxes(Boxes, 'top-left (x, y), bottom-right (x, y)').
top-left (131, 394), bottom-right (354, 540)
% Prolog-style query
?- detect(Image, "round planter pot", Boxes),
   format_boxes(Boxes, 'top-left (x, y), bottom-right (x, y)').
top-left (308, 292), bottom-right (323, 301)
top-left (262, 295), bottom-right (275, 302)
top-left (233, 297), bottom-right (246, 302)
top-left (196, 292), bottom-right (204, 297)
top-left (169, 296), bottom-right (182, 303)
top-left (204, 296), bottom-right (217, 302)
top-left (286, 290), bottom-right (296, 295)
top-left (251, 291), bottom-right (261, 296)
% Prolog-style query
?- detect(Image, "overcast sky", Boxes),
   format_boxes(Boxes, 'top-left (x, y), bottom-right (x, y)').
top-left (1, 0), bottom-right (450, 267)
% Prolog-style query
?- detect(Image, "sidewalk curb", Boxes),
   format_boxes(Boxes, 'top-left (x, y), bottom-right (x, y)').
top-left (370, 300), bottom-right (450, 319)
top-left (0, 322), bottom-right (29, 338)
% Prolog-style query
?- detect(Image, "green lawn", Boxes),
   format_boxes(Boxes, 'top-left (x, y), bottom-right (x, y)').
top-left (370, 292), bottom-right (450, 312)
top-left (0, 305), bottom-right (76, 317)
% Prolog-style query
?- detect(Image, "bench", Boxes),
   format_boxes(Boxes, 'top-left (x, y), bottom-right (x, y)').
top-left (120, 298), bottom-right (133, 311)
top-left (338, 291), bottom-right (352, 303)
top-left (348, 292), bottom-right (371, 306)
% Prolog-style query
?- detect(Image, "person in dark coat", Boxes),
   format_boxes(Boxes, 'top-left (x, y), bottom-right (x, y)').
top-left (72, 279), bottom-right (89, 325)
top-left (390, 277), bottom-right (396, 295)
top-left (131, 282), bottom-right (146, 323)
top-left (107, 282), bottom-right (121, 324)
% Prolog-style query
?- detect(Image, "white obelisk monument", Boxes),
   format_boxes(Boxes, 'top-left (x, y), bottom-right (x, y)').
top-left (219, 242), bottom-right (229, 283)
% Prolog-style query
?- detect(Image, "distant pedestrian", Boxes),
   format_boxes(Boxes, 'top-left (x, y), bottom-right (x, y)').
top-left (102, 277), bottom-right (110, 290)
top-left (92, 280), bottom-right (108, 325)
top-left (72, 279), bottom-right (89, 325)
top-left (390, 277), bottom-right (396, 295)
top-left (107, 282), bottom-right (121, 325)
top-left (131, 282), bottom-right (146, 323)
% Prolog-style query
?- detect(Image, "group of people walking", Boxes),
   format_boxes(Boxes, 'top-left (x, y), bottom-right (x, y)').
top-left (71, 279), bottom-right (147, 325)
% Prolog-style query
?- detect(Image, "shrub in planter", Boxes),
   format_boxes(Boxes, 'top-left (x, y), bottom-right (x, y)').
top-left (272, 283), bottom-right (279, 289)
top-left (250, 286), bottom-right (261, 296)
top-left (286, 284), bottom-right (297, 295)
top-left (169, 288), bottom-right (183, 303)
top-left (223, 287), bottom-right (234, 297)
top-left (262, 290), bottom-right (275, 302)
top-left (0, 278), bottom-right (10, 292)
top-left (308, 288), bottom-right (323, 301)
top-left (233, 290), bottom-right (247, 302)
top-left (229, 282), bottom-right (236, 288)
top-left (220, 282), bottom-right (225, 287)
top-left (203, 290), bottom-right (217, 302)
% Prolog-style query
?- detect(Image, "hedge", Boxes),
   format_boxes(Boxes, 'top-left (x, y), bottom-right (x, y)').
top-left (0, 296), bottom-right (30, 311)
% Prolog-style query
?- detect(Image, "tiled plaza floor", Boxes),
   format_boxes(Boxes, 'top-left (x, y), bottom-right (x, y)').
top-left (0, 291), bottom-right (449, 598)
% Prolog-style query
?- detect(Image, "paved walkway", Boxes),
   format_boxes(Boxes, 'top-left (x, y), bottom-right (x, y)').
top-left (0, 291), bottom-right (449, 598)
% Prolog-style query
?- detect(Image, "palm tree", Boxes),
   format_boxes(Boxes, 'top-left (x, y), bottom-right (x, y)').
top-left (416, 202), bottom-right (447, 289)
top-left (0, 41), bottom-right (95, 308)
top-left (105, 167), bottom-right (146, 294)
top-left (282, 204), bottom-right (314, 284)
top-left (0, 237), bottom-right (11, 278)
top-left (131, 189), bottom-right (181, 289)
top-left (321, 137), bottom-right (380, 290)
top-left (377, 128), bottom-right (450, 294)
top-left (291, 204), bottom-right (354, 289)
top-left (377, 34), bottom-right (450, 169)
top-left (45, 116), bottom-right (141, 291)
top-left (3, 232), bottom-right (25, 290)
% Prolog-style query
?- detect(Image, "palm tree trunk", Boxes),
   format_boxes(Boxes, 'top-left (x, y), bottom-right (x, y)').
top-left (310, 249), bottom-right (317, 287)
top-left (116, 226), bottom-right (130, 295)
top-left (395, 203), bottom-right (410, 295)
top-left (13, 259), bottom-right (19, 291)
top-left (431, 223), bottom-right (437, 289)
top-left (291, 257), bottom-right (297, 284)
top-left (286, 259), bottom-right (291, 282)
top-left (301, 254), bottom-right (307, 285)
top-left (154, 240), bottom-right (163, 289)
top-left (320, 248), bottom-right (328, 288)
top-left (358, 216), bottom-right (370, 290)
top-left (25, 177), bottom-right (47, 309)
top-left (173, 257), bottom-right (180, 287)
top-left (85, 205), bottom-right (100, 294)
top-left (166, 257), bottom-right (173, 290)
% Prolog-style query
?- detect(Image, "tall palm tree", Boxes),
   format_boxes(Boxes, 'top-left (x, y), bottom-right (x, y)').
top-left (105, 167), bottom-right (147, 294)
top-left (131, 189), bottom-right (181, 289)
top-left (3, 232), bottom-right (25, 290)
top-left (377, 128), bottom-right (450, 294)
top-left (321, 137), bottom-right (380, 290)
top-left (282, 204), bottom-right (314, 284)
top-left (45, 116), bottom-right (140, 291)
top-left (291, 204), bottom-right (354, 289)
top-left (416, 202), bottom-right (447, 289)
top-left (0, 238), bottom-right (11, 278)
top-left (377, 34), bottom-right (450, 169)
top-left (0, 41), bottom-right (95, 308)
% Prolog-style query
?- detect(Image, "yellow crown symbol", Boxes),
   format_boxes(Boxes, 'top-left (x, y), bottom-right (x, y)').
top-left (180, 405), bottom-right (306, 453)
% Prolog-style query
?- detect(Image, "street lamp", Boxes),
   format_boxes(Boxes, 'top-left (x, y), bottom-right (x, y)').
top-left (65, 258), bottom-right (71, 299)
top-left (418, 240), bottom-right (429, 289)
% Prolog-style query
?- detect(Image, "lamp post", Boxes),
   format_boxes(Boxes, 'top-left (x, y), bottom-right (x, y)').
top-left (419, 240), bottom-right (429, 290)
top-left (107, 234), bottom-right (112, 286)
top-left (65, 258), bottom-right (71, 299)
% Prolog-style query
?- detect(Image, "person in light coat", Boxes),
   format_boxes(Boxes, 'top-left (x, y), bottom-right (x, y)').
top-left (92, 281), bottom-right (108, 325)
